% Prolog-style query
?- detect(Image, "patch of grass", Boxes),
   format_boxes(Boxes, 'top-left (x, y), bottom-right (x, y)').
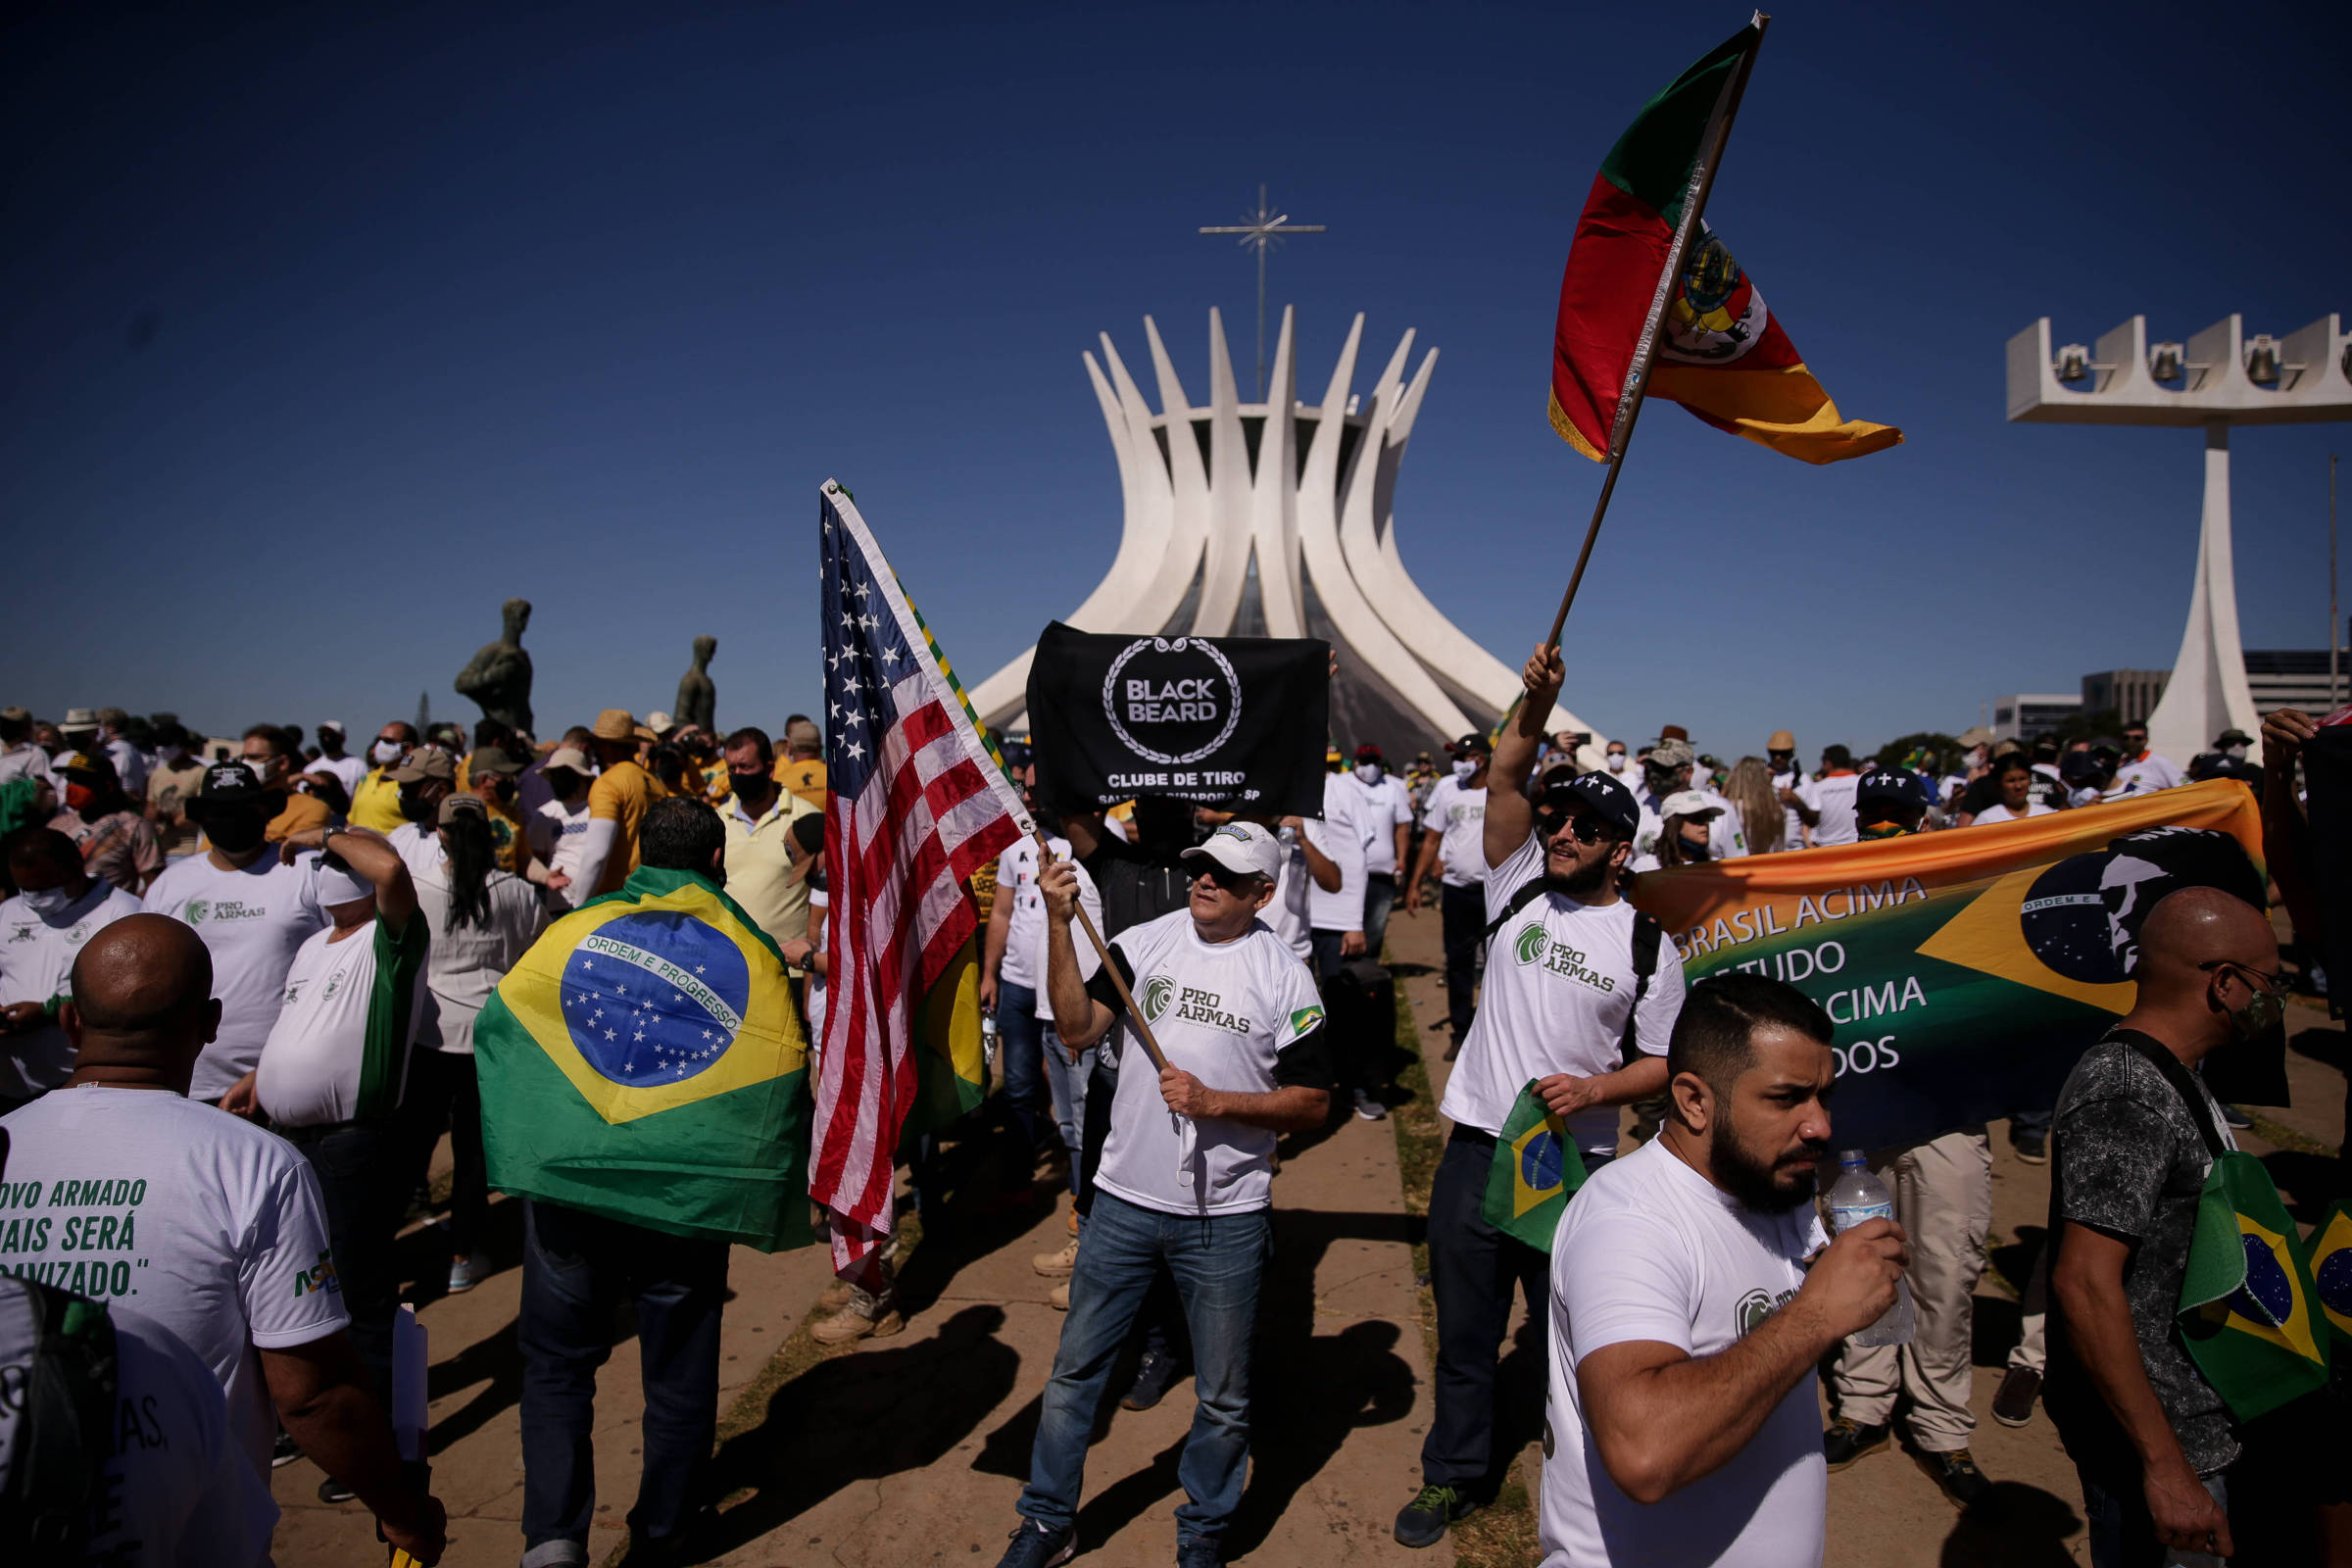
top-left (1387, 976), bottom-right (1542, 1568)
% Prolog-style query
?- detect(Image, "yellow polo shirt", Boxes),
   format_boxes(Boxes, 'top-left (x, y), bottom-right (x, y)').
top-left (721, 789), bottom-right (821, 950)
top-left (773, 756), bottom-right (827, 812)
top-left (587, 759), bottom-right (668, 895)
top-left (349, 768), bottom-right (408, 834)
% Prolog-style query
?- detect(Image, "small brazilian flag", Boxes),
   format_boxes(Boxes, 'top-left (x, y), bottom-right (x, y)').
top-left (2311, 1200), bottom-right (2352, 1351)
top-left (2174, 1151), bottom-right (2329, 1421)
top-left (476, 866), bottom-right (812, 1251)
top-left (1481, 1080), bottom-right (1589, 1251)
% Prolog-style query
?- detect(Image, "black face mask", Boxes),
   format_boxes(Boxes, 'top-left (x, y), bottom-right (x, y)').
top-left (729, 770), bottom-right (770, 797)
top-left (399, 786), bottom-right (438, 823)
top-left (204, 810), bottom-right (269, 854)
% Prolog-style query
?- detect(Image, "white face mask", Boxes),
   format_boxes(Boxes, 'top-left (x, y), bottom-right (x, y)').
top-left (2224, 743), bottom-right (2247, 760)
top-left (371, 740), bottom-right (403, 764)
top-left (1605, 754), bottom-right (1627, 772)
top-left (1353, 762), bottom-right (1382, 784)
top-left (1452, 759), bottom-right (1478, 780)
top-left (21, 885), bottom-right (78, 919)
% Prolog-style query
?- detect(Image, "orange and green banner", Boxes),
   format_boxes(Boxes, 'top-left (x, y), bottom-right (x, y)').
top-left (1626, 781), bottom-right (2264, 1151)
top-left (1547, 19), bottom-right (1901, 466)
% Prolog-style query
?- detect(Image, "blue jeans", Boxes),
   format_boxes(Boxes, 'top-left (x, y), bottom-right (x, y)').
top-left (2078, 1465), bottom-right (2228, 1567)
top-left (1040, 1027), bottom-right (1093, 1207)
top-left (1362, 872), bottom-right (1396, 955)
top-left (996, 981), bottom-right (1054, 1171)
top-left (1017, 1192), bottom-right (1270, 1547)
top-left (518, 1200), bottom-right (730, 1557)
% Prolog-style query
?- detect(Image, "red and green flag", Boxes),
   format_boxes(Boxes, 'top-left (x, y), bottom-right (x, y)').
top-left (1548, 17), bottom-right (1901, 466)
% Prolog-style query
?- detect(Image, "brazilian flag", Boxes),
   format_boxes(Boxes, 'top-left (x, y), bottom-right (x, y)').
top-left (2174, 1151), bottom-right (2329, 1420)
top-left (2312, 1200), bottom-right (2352, 1351)
top-left (476, 867), bottom-right (812, 1251)
top-left (1481, 1080), bottom-right (1589, 1251)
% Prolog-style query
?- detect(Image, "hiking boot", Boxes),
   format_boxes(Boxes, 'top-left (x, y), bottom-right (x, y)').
top-left (812, 1293), bottom-right (905, 1346)
top-left (1823, 1417), bottom-right (1890, 1469)
top-left (1393, 1483), bottom-right (1478, 1548)
top-left (1032, 1237), bottom-right (1079, 1278)
top-left (993, 1519), bottom-right (1076, 1568)
top-left (1991, 1365), bottom-right (2042, 1428)
top-left (1352, 1089), bottom-right (1389, 1121)
top-left (1121, 1348), bottom-right (1183, 1411)
top-left (817, 1277), bottom-right (856, 1312)
top-left (1049, 1280), bottom-right (1069, 1311)
top-left (1923, 1446), bottom-right (1992, 1507)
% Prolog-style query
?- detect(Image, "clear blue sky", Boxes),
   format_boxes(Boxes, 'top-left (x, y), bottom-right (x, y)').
top-left (4, 3), bottom-right (2345, 760)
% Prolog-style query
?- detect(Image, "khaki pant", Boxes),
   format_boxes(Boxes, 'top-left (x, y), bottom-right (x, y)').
top-left (1831, 1128), bottom-right (1992, 1452)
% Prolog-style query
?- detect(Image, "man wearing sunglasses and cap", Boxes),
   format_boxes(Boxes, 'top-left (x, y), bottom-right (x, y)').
top-left (1396, 646), bottom-right (1687, 1550)
top-left (997, 822), bottom-right (1331, 1568)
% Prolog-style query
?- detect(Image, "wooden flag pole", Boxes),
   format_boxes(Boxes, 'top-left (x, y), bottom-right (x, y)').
top-left (1033, 828), bottom-right (1171, 1074)
top-left (1544, 13), bottom-right (1769, 652)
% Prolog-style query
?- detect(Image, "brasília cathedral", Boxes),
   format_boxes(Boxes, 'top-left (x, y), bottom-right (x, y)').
top-left (967, 306), bottom-right (1602, 760)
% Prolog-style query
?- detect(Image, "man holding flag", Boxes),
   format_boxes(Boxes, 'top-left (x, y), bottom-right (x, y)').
top-left (1397, 645), bottom-right (1686, 1550)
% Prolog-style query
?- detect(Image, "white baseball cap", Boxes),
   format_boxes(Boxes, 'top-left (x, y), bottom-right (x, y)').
top-left (1180, 820), bottom-right (1284, 883)
top-left (1659, 790), bottom-right (1723, 820)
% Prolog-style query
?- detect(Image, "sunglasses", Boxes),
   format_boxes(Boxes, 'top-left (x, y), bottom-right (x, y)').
top-left (1538, 808), bottom-right (1608, 846)
top-left (1195, 864), bottom-right (1264, 896)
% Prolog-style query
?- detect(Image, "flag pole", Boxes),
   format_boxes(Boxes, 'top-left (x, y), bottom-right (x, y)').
top-left (1544, 13), bottom-right (1770, 652)
top-left (1036, 828), bottom-right (1172, 1074)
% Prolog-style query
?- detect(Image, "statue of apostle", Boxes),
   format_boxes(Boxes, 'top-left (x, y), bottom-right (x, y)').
top-left (675, 634), bottom-right (717, 734)
top-left (455, 597), bottom-right (535, 738)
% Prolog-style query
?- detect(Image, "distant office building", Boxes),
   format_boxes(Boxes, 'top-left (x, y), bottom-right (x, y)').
top-left (2081, 669), bottom-right (2169, 726)
top-left (2243, 646), bottom-right (2349, 717)
top-left (1990, 694), bottom-right (2082, 743)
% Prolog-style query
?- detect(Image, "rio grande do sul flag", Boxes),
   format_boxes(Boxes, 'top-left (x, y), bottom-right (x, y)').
top-left (475, 865), bottom-right (812, 1251)
top-left (1627, 782), bottom-right (2263, 1151)
top-left (1548, 18), bottom-right (1901, 466)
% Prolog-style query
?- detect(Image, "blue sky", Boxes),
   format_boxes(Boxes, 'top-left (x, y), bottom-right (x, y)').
top-left (4, 2), bottom-right (2345, 760)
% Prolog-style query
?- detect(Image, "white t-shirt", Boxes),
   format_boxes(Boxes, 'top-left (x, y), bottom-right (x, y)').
top-left (993, 836), bottom-right (1102, 994)
top-left (414, 858), bottom-right (547, 1054)
top-left (806, 884), bottom-right (829, 1041)
top-left (2114, 751), bottom-right (2183, 796)
top-left (1971, 801), bottom-right (2055, 825)
top-left (1263, 825), bottom-right (1315, 963)
top-left (1307, 773), bottom-right (1373, 933)
top-left (1770, 768), bottom-right (1807, 852)
top-left (0, 882), bottom-right (145, 1099)
top-left (314, 752), bottom-right (368, 802)
top-left (1799, 774), bottom-right (1862, 847)
top-left (0, 1087), bottom-right (349, 1478)
top-left (1091, 910), bottom-right (1328, 1216)
top-left (1420, 775), bottom-right (1490, 887)
top-left (1348, 771), bottom-right (1414, 875)
top-left (532, 796), bottom-right (595, 910)
top-left (1543, 1138), bottom-right (1829, 1568)
top-left (142, 851), bottom-right (330, 1101)
top-left (1440, 835), bottom-right (1686, 1152)
top-left (387, 821), bottom-right (443, 883)
top-left (0, 743), bottom-right (54, 790)
top-left (0, 1292), bottom-right (280, 1563)
top-left (255, 915), bottom-right (429, 1127)
top-left (103, 735), bottom-right (150, 800)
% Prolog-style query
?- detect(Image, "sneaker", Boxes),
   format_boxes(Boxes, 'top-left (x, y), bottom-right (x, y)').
top-left (2220, 1102), bottom-right (2254, 1130)
top-left (1176, 1537), bottom-right (1222, 1567)
top-left (1352, 1089), bottom-right (1389, 1121)
top-left (812, 1295), bottom-right (906, 1346)
top-left (1049, 1281), bottom-right (1069, 1311)
top-left (993, 1519), bottom-right (1076, 1568)
top-left (2010, 1134), bottom-right (2046, 1165)
top-left (1823, 1417), bottom-right (1890, 1470)
top-left (1922, 1446), bottom-right (1992, 1507)
top-left (271, 1430), bottom-right (302, 1469)
top-left (1032, 1237), bottom-right (1079, 1278)
top-left (1393, 1483), bottom-right (1478, 1548)
top-left (1121, 1348), bottom-right (1183, 1411)
top-left (317, 1476), bottom-right (358, 1504)
top-left (1991, 1365), bottom-right (2042, 1428)
top-left (447, 1253), bottom-right (490, 1295)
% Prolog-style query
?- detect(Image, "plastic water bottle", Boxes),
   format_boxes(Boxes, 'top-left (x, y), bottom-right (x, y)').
top-left (981, 1012), bottom-right (1000, 1070)
top-left (1824, 1151), bottom-right (1914, 1348)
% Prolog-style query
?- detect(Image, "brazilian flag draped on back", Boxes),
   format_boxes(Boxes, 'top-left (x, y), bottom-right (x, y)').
top-left (2311, 1200), bottom-right (2352, 1351)
top-left (1481, 1080), bottom-right (1590, 1251)
top-left (476, 866), bottom-right (812, 1251)
top-left (2172, 1149), bottom-right (2329, 1420)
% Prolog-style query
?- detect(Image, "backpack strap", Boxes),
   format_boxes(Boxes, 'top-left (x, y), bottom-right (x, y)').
top-left (1618, 912), bottom-right (1663, 1066)
top-left (0, 1276), bottom-right (118, 1560)
top-left (2117, 1032), bottom-right (2228, 1160)
top-left (1479, 875), bottom-right (1553, 948)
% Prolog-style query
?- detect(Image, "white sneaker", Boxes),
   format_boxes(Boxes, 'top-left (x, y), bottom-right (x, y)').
top-left (1353, 1089), bottom-right (1389, 1121)
top-left (1031, 1237), bottom-right (1079, 1278)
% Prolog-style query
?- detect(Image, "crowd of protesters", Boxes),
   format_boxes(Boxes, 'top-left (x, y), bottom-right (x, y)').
top-left (0, 684), bottom-right (2337, 1568)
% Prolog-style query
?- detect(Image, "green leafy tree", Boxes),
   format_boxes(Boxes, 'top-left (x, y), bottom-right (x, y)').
top-left (1874, 731), bottom-right (1960, 771)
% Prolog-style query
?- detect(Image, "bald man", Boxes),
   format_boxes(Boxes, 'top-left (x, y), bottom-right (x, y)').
top-left (0, 914), bottom-right (446, 1563)
top-left (2043, 888), bottom-right (2280, 1568)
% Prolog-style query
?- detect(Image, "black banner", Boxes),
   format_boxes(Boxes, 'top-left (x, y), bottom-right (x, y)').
top-left (2303, 718), bottom-right (2352, 1021)
top-left (1025, 621), bottom-right (1329, 815)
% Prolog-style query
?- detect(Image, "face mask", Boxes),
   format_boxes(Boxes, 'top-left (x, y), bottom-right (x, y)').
top-left (2224, 744), bottom-right (2247, 761)
top-left (2225, 982), bottom-right (2282, 1045)
top-left (1452, 760), bottom-right (1477, 780)
top-left (1605, 754), bottom-right (1626, 772)
top-left (1677, 832), bottom-right (1712, 861)
top-left (1353, 763), bottom-right (1382, 784)
top-left (729, 769), bottom-right (769, 797)
top-left (204, 810), bottom-right (268, 854)
top-left (371, 740), bottom-right (402, 764)
top-left (65, 782), bottom-right (98, 814)
top-left (399, 787), bottom-right (438, 823)
top-left (22, 885), bottom-right (78, 919)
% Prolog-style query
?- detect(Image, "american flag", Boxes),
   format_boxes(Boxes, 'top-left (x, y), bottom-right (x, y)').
top-left (808, 481), bottom-right (1032, 1278)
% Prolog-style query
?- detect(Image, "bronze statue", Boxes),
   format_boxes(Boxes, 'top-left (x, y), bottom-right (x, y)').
top-left (675, 634), bottom-right (717, 734)
top-left (455, 597), bottom-right (535, 738)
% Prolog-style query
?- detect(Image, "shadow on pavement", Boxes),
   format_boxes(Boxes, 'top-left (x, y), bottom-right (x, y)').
top-left (1936, 1479), bottom-right (2082, 1565)
top-left (697, 1303), bottom-right (1020, 1557)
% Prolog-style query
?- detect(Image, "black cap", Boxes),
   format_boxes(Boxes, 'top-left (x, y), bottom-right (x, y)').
top-left (1856, 768), bottom-right (1929, 809)
top-left (1543, 770), bottom-right (1640, 839)
top-left (1446, 732), bottom-right (1491, 757)
top-left (2060, 751), bottom-right (2107, 783)
top-left (188, 760), bottom-right (275, 814)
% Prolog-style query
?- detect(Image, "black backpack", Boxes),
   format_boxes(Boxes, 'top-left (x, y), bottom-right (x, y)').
top-left (0, 1274), bottom-right (119, 1562)
top-left (1481, 877), bottom-right (1664, 1064)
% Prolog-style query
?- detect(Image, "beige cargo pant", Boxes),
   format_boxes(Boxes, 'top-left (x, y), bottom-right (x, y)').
top-left (1830, 1127), bottom-right (1993, 1452)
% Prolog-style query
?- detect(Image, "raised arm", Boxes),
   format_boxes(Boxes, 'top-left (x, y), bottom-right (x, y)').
top-left (1285, 815), bottom-right (1343, 893)
top-left (285, 825), bottom-right (416, 930)
top-left (1485, 645), bottom-right (1561, 867)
